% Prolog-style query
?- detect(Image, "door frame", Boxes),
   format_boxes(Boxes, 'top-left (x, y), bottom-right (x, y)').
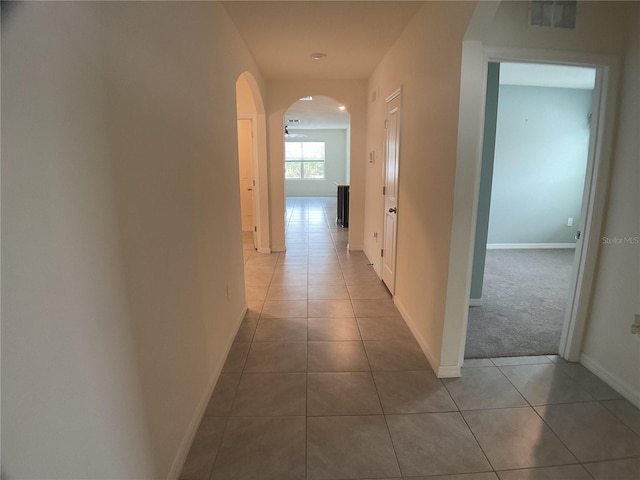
top-left (238, 114), bottom-right (262, 252)
top-left (486, 48), bottom-right (619, 362)
top-left (474, 57), bottom-right (606, 361)
top-left (236, 71), bottom-right (270, 254)
top-left (444, 45), bottom-right (620, 373)
top-left (381, 87), bottom-right (402, 295)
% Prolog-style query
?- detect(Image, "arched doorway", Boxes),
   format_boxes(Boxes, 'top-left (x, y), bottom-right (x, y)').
top-left (283, 96), bottom-right (351, 240)
top-left (235, 72), bottom-right (270, 253)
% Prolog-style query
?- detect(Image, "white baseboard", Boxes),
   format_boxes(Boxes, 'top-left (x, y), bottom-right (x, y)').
top-left (258, 247), bottom-right (271, 254)
top-left (580, 352), bottom-right (640, 409)
top-left (271, 244), bottom-right (286, 253)
top-left (469, 298), bottom-right (482, 307)
top-left (167, 305), bottom-right (248, 480)
top-left (347, 243), bottom-right (363, 251)
top-left (394, 297), bottom-right (460, 377)
top-left (437, 364), bottom-right (462, 378)
top-left (487, 243), bottom-right (576, 249)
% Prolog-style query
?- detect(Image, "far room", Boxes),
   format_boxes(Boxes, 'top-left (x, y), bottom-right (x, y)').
top-left (284, 95), bottom-right (351, 233)
top-left (467, 62), bottom-right (597, 359)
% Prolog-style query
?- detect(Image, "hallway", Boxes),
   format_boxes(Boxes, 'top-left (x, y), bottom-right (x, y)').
top-left (180, 197), bottom-right (640, 480)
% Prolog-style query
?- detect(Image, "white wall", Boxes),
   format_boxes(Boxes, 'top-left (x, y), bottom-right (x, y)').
top-left (268, 80), bottom-right (367, 251)
top-left (488, 85), bottom-right (592, 244)
top-left (285, 129), bottom-right (348, 196)
top-left (581, 3), bottom-right (640, 405)
top-left (365, 2), bottom-right (477, 373)
top-left (2, 4), bottom-right (154, 477)
top-left (2, 2), bottom-right (267, 478)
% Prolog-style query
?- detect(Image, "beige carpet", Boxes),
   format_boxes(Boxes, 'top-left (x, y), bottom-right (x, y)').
top-left (465, 248), bottom-right (575, 358)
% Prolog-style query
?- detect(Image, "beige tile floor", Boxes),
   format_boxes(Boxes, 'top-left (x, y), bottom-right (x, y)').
top-left (181, 197), bottom-right (640, 480)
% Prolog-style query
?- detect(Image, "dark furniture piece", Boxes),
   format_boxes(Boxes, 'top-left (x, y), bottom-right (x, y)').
top-left (336, 184), bottom-right (349, 228)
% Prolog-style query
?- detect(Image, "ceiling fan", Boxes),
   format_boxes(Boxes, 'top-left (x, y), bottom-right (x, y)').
top-left (284, 125), bottom-right (307, 138)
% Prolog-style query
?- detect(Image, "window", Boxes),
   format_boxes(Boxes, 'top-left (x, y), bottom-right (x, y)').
top-left (285, 142), bottom-right (325, 179)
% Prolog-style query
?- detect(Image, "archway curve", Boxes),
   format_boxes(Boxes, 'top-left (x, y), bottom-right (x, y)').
top-left (267, 84), bottom-right (367, 254)
top-left (235, 71), bottom-right (270, 253)
top-left (282, 93), bottom-right (351, 120)
top-left (237, 71), bottom-right (266, 115)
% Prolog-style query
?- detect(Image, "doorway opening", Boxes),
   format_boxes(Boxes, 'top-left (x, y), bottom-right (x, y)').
top-left (237, 117), bottom-right (256, 249)
top-left (235, 72), bottom-right (270, 256)
top-left (466, 61), bottom-right (597, 359)
top-left (283, 96), bottom-right (351, 248)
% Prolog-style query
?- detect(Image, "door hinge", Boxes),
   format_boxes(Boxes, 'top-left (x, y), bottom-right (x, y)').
top-left (382, 186), bottom-right (386, 195)
top-left (384, 119), bottom-right (388, 129)
top-left (253, 180), bottom-right (256, 186)
top-left (254, 226), bottom-right (257, 232)
top-left (381, 249), bottom-right (384, 257)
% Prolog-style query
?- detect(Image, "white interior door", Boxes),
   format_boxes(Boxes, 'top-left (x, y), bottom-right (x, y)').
top-left (559, 67), bottom-right (606, 360)
top-left (237, 119), bottom-right (256, 248)
top-left (382, 90), bottom-right (401, 294)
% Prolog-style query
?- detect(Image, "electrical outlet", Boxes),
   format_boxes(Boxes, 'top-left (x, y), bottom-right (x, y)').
top-left (567, 217), bottom-right (574, 227)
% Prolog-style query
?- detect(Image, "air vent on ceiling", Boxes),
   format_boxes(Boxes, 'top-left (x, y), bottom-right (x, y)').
top-left (530, 1), bottom-right (577, 29)
top-left (287, 119), bottom-right (301, 124)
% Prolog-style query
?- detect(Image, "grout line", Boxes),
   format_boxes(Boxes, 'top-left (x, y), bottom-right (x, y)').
top-left (230, 199), bottom-right (634, 479)
top-left (456, 405), bottom-right (498, 474)
top-left (205, 415), bottom-right (230, 480)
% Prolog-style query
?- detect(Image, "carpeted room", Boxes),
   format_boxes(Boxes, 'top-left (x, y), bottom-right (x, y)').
top-left (466, 62), bottom-right (595, 359)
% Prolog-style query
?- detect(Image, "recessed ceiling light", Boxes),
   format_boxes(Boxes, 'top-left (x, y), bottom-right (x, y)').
top-left (300, 96), bottom-right (313, 101)
top-left (338, 106), bottom-right (346, 111)
top-left (310, 53), bottom-right (327, 61)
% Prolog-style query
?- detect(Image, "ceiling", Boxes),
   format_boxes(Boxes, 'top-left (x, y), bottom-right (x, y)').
top-left (285, 95), bottom-right (350, 130)
top-left (222, 1), bottom-right (425, 80)
top-left (223, 4), bottom-right (597, 129)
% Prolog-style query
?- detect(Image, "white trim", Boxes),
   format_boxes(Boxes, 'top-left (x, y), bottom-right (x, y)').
top-left (484, 47), bottom-right (618, 72)
top-left (442, 39), bottom-right (487, 371)
top-left (394, 297), bottom-right (460, 378)
top-left (560, 61), bottom-right (619, 361)
top-left (580, 353), bottom-right (640, 409)
top-left (437, 365), bottom-right (462, 378)
top-left (381, 86), bottom-right (403, 295)
top-left (469, 298), bottom-right (482, 307)
top-left (238, 114), bottom-right (260, 251)
top-left (486, 243), bottom-right (576, 249)
top-left (385, 87), bottom-right (402, 103)
top-left (167, 305), bottom-right (247, 480)
top-left (258, 247), bottom-right (271, 254)
top-left (347, 243), bottom-right (364, 251)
